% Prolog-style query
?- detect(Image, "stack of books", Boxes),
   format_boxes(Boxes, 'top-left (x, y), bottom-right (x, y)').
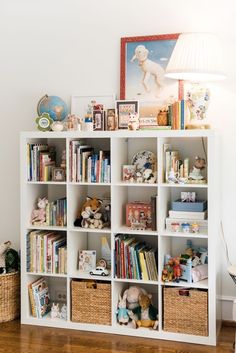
top-left (27, 230), bottom-right (67, 274)
top-left (27, 143), bottom-right (56, 181)
top-left (114, 234), bottom-right (158, 281)
top-left (45, 197), bottom-right (67, 227)
top-left (28, 277), bottom-right (51, 318)
top-left (69, 140), bottom-right (111, 183)
top-left (168, 100), bottom-right (188, 130)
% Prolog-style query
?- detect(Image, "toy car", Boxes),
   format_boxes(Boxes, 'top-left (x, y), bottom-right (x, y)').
top-left (89, 266), bottom-right (109, 276)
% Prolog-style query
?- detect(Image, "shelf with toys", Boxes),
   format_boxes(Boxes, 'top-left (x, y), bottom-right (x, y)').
top-left (20, 129), bottom-right (219, 345)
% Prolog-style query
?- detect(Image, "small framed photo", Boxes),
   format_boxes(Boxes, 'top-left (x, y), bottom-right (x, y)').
top-left (93, 110), bottom-right (105, 131)
top-left (105, 109), bottom-right (116, 131)
top-left (122, 165), bottom-right (136, 182)
top-left (116, 100), bottom-right (139, 129)
top-left (52, 167), bottom-right (66, 182)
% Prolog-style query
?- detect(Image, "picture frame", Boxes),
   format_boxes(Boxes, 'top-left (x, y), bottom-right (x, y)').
top-left (93, 110), bottom-right (105, 131)
top-left (71, 94), bottom-right (115, 118)
top-left (52, 167), bottom-right (66, 182)
top-left (116, 100), bottom-right (139, 129)
top-left (120, 33), bottom-right (183, 112)
top-left (105, 109), bottom-right (117, 131)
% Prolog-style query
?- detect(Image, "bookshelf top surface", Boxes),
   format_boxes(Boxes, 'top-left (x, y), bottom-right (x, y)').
top-left (21, 129), bottom-right (215, 139)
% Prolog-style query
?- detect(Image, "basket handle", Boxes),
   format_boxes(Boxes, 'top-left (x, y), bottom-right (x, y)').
top-left (178, 289), bottom-right (190, 296)
top-left (86, 282), bottom-right (97, 289)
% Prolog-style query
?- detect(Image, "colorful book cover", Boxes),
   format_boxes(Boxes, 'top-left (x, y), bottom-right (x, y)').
top-left (78, 250), bottom-right (96, 272)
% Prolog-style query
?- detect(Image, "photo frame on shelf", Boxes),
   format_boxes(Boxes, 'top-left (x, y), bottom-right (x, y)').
top-left (93, 110), bottom-right (105, 131)
top-left (116, 100), bottom-right (139, 129)
top-left (71, 94), bottom-right (115, 118)
top-left (120, 34), bottom-right (183, 116)
top-left (52, 167), bottom-right (66, 182)
top-left (105, 109), bottom-right (117, 131)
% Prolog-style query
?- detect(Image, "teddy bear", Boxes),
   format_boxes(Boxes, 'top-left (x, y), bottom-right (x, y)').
top-left (74, 196), bottom-right (104, 229)
top-left (31, 197), bottom-right (48, 225)
top-left (131, 293), bottom-right (158, 329)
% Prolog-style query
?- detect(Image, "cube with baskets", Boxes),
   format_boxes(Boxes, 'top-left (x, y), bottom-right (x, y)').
top-left (163, 287), bottom-right (208, 336)
top-left (71, 279), bottom-right (111, 325)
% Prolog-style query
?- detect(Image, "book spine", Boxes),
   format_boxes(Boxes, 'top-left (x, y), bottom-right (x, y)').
top-left (181, 99), bottom-right (185, 130)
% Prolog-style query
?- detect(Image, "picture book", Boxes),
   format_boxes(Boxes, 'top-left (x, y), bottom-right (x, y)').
top-left (78, 250), bottom-right (96, 272)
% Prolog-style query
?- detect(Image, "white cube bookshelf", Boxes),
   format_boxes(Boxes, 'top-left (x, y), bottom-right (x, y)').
top-left (20, 130), bottom-right (220, 345)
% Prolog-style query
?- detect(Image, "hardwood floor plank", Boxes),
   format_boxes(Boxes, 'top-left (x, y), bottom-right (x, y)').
top-left (0, 321), bottom-right (234, 353)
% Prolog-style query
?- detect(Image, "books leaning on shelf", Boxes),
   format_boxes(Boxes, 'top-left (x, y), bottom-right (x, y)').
top-left (114, 234), bottom-right (158, 281)
top-left (69, 140), bottom-right (111, 183)
top-left (27, 143), bottom-right (56, 181)
top-left (45, 197), bottom-right (67, 226)
top-left (28, 277), bottom-right (51, 318)
top-left (27, 230), bottom-right (67, 274)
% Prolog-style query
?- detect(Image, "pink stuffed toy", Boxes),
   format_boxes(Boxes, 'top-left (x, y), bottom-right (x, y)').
top-left (31, 197), bottom-right (48, 225)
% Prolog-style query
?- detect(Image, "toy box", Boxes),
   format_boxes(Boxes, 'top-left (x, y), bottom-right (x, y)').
top-left (126, 202), bottom-right (152, 230)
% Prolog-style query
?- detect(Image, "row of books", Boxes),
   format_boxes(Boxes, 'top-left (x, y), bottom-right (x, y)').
top-left (168, 100), bottom-right (188, 130)
top-left (28, 277), bottom-right (50, 318)
top-left (27, 143), bottom-right (56, 181)
top-left (27, 230), bottom-right (67, 274)
top-left (114, 234), bottom-right (158, 281)
top-left (44, 197), bottom-right (67, 227)
top-left (69, 140), bottom-right (111, 183)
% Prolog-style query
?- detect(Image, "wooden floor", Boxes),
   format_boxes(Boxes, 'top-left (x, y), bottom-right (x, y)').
top-left (0, 320), bottom-right (234, 353)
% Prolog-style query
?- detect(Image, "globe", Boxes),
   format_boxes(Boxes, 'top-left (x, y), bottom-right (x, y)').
top-left (37, 94), bottom-right (68, 122)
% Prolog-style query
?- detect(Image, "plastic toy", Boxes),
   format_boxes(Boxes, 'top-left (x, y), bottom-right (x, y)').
top-left (89, 266), bottom-right (109, 276)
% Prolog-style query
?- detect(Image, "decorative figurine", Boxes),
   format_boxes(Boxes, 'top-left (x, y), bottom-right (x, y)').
top-left (189, 156), bottom-right (206, 182)
top-left (128, 113), bottom-right (139, 130)
top-left (66, 114), bottom-right (81, 131)
top-left (60, 304), bottom-right (67, 320)
top-left (35, 113), bottom-right (53, 132)
top-left (31, 197), bottom-right (48, 225)
top-left (51, 303), bottom-right (60, 319)
top-left (171, 222), bottom-right (180, 233)
top-left (51, 121), bottom-right (64, 132)
top-left (181, 222), bottom-right (191, 233)
top-left (191, 222), bottom-right (200, 233)
top-left (116, 293), bottom-right (130, 325)
top-left (173, 258), bottom-right (182, 282)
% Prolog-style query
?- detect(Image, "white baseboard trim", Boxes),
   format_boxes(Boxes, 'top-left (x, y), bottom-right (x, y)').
top-left (220, 295), bottom-right (236, 320)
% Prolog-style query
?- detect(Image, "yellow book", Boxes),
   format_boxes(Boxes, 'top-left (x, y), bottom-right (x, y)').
top-left (139, 251), bottom-right (149, 281)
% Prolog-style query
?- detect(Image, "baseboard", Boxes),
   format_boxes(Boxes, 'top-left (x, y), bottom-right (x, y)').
top-left (220, 295), bottom-right (236, 320)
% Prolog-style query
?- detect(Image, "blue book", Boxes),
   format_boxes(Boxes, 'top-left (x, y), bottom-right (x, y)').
top-left (181, 99), bottom-right (185, 130)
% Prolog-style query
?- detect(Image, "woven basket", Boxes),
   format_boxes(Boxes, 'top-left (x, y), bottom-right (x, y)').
top-left (163, 287), bottom-right (208, 336)
top-left (71, 280), bottom-right (111, 325)
top-left (0, 272), bottom-right (20, 322)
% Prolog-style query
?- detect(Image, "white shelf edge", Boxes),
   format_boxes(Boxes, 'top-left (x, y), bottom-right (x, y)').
top-left (26, 181), bottom-right (67, 185)
top-left (26, 272), bottom-right (67, 278)
top-left (114, 182), bottom-right (158, 187)
top-left (160, 279), bottom-right (208, 289)
top-left (27, 225), bottom-right (67, 231)
top-left (114, 226), bottom-right (158, 236)
top-left (69, 227), bottom-right (111, 233)
top-left (159, 183), bottom-right (208, 188)
top-left (68, 272), bottom-right (112, 281)
top-left (69, 182), bottom-right (111, 186)
top-left (114, 278), bottom-right (158, 285)
top-left (160, 231), bottom-right (208, 239)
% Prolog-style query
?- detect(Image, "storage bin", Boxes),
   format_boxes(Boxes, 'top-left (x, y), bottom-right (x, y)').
top-left (163, 287), bottom-right (208, 336)
top-left (71, 279), bottom-right (111, 325)
top-left (171, 200), bottom-right (207, 212)
top-left (0, 272), bottom-right (20, 322)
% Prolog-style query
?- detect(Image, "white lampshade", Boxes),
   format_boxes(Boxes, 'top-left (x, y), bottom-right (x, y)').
top-left (165, 32), bottom-right (226, 81)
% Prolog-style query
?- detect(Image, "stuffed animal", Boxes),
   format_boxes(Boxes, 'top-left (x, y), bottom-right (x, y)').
top-left (5, 248), bottom-right (20, 273)
top-left (74, 196), bottom-right (103, 228)
top-left (116, 293), bottom-right (130, 325)
top-left (128, 113), bottom-right (139, 130)
top-left (31, 197), bottom-right (48, 225)
top-left (51, 303), bottom-right (60, 319)
top-left (132, 293), bottom-right (158, 329)
top-left (142, 169), bottom-right (157, 184)
top-left (60, 304), bottom-right (67, 320)
top-left (123, 286), bottom-right (147, 310)
top-left (0, 241), bottom-right (11, 274)
top-left (102, 204), bottom-right (111, 228)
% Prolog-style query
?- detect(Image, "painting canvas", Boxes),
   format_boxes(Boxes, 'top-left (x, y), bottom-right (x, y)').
top-left (120, 34), bottom-right (182, 112)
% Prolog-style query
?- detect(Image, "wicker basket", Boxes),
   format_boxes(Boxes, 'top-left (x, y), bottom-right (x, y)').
top-left (0, 272), bottom-right (20, 322)
top-left (71, 280), bottom-right (111, 325)
top-left (163, 287), bottom-right (208, 336)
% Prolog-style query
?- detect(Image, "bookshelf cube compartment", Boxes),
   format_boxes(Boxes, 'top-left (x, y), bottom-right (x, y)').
top-left (68, 184), bottom-right (111, 230)
top-left (26, 274), bottom-right (67, 320)
top-left (68, 231), bottom-right (111, 279)
top-left (69, 138), bottom-right (111, 183)
top-left (114, 233), bottom-right (158, 282)
top-left (26, 138), bottom-right (66, 182)
top-left (111, 137), bottom-right (157, 184)
top-left (159, 137), bottom-right (208, 184)
top-left (158, 186), bottom-right (208, 235)
top-left (113, 281), bottom-right (159, 329)
top-left (112, 185), bottom-right (157, 233)
top-left (25, 184), bottom-right (67, 228)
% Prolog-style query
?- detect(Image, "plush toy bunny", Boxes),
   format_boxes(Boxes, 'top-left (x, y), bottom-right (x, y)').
top-left (116, 293), bottom-right (130, 325)
top-left (31, 197), bottom-right (48, 225)
top-left (51, 303), bottom-right (60, 319)
top-left (60, 304), bottom-right (67, 320)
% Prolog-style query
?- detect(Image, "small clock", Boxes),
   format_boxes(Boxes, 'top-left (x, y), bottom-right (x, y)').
top-left (35, 113), bottom-right (53, 132)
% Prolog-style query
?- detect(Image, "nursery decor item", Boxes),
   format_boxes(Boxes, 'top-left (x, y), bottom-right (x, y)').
top-left (189, 156), bottom-right (206, 182)
top-left (128, 113), bottom-right (140, 130)
top-left (51, 303), bottom-right (60, 319)
top-left (0, 241), bottom-right (11, 274)
top-left (35, 113), bottom-right (53, 132)
top-left (101, 236), bottom-right (111, 268)
top-left (51, 121), bottom-right (64, 132)
top-left (116, 293), bottom-right (130, 325)
top-left (74, 196), bottom-right (103, 229)
top-left (71, 279), bottom-right (111, 325)
top-left (116, 100), bottom-right (139, 129)
top-left (37, 94), bottom-right (68, 122)
top-left (0, 272), bottom-right (20, 323)
top-left (89, 266), bottom-right (109, 276)
top-left (123, 286), bottom-right (147, 310)
top-left (131, 293), bottom-right (158, 329)
top-left (31, 197), bottom-right (48, 225)
top-left (60, 303), bottom-right (67, 320)
top-left (78, 250), bottom-right (96, 272)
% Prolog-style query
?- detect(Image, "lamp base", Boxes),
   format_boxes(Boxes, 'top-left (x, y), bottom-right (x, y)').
top-left (185, 124), bottom-right (211, 130)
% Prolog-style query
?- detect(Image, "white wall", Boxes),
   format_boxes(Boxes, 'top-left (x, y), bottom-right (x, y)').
top-left (0, 0), bottom-right (235, 319)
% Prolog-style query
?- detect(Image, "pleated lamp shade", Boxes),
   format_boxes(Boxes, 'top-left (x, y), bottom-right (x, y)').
top-left (165, 33), bottom-right (226, 81)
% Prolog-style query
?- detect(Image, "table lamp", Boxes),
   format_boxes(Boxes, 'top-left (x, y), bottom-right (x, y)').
top-left (165, 32), bottom-right (226, 129)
